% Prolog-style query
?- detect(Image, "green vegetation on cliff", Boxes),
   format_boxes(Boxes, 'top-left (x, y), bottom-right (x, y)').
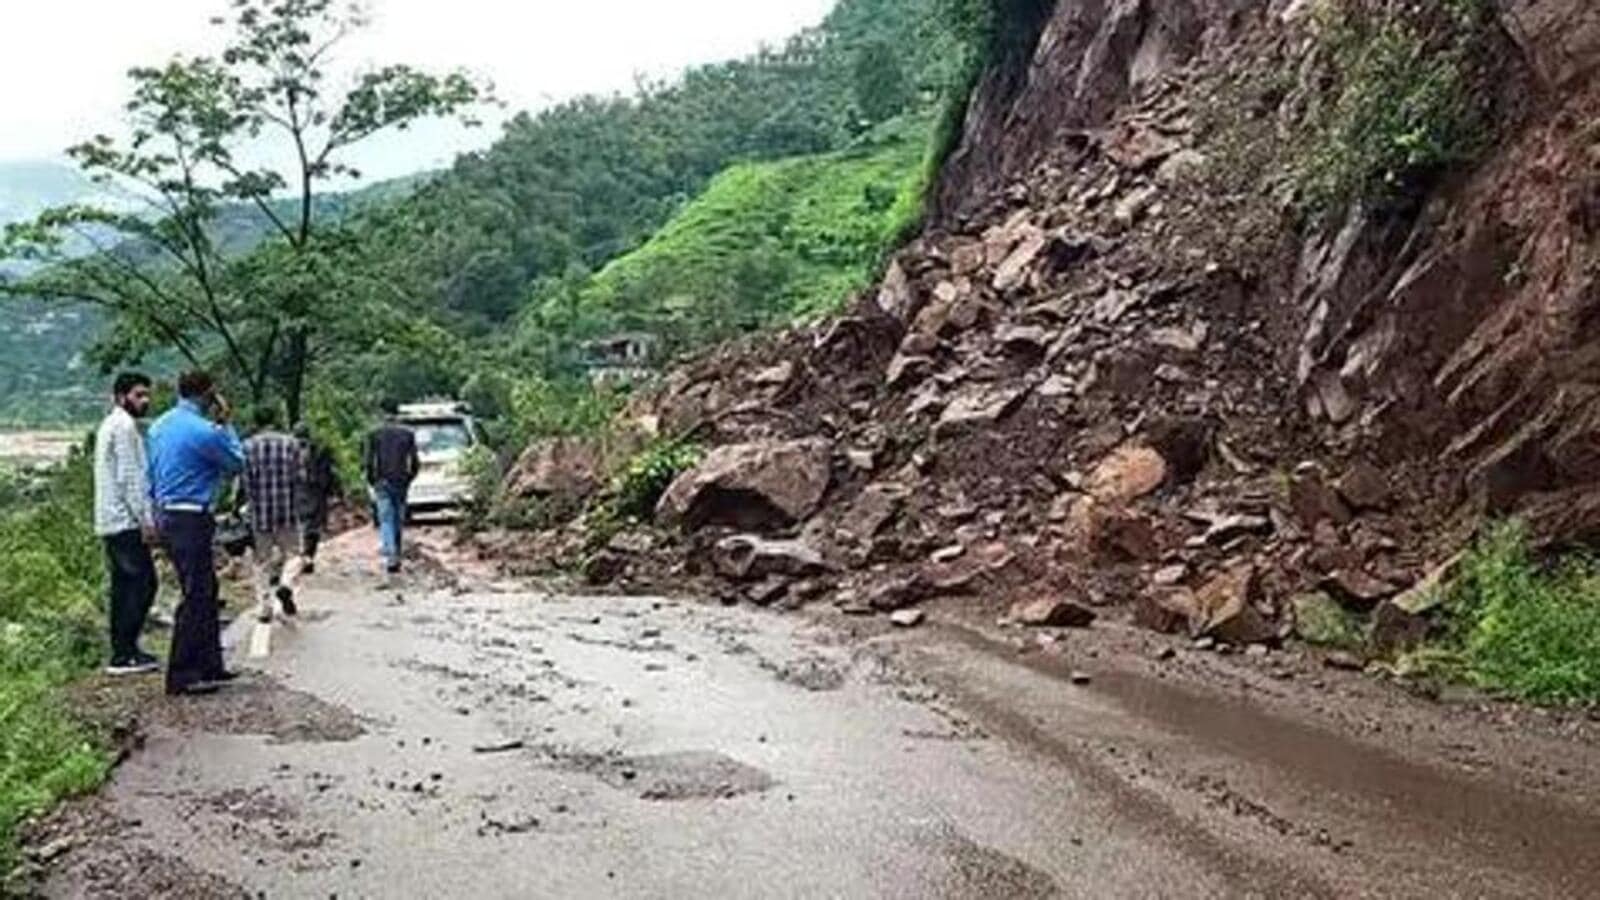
top-left (1434, 523), bottom-right (1600, 705)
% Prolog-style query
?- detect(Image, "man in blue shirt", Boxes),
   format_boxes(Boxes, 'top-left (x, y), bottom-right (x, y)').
top-left (147, 370), bottom-right (245, 696)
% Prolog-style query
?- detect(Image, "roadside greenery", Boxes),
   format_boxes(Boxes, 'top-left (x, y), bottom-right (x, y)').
top-left (582, 439), bottom-right (705, 554)
top-left (607, 440), bottom-right (704, 522)
top-left (1434, 522), bottom-right (1600, 706)
top-left (1297, 0), bottom-right (1491, 214)
top-left (0, 454), bottom-right (112, 875)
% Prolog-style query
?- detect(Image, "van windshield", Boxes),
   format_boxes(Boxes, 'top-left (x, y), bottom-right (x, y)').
top-left (407, 420), bottom-right (473, 455)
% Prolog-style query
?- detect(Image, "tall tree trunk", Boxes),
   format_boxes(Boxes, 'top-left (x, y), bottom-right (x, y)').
top-left (284, 326), bottom-right (310, 424)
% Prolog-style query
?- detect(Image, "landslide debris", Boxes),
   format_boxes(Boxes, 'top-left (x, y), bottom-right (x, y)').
top-left (485, 0), bottom-right (1600, 660)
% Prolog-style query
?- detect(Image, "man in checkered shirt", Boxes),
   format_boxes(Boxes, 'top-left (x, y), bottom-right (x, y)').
top-left (243, 405), bottom-right (307, 624)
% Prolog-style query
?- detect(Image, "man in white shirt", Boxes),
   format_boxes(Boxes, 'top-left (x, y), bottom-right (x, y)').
top-left (93, 372), bottom-right (159, 675)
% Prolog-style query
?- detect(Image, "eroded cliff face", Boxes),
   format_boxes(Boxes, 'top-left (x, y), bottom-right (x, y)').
top-left (501, 0), bottom-right (1600, 646)
top-left (935, 0), bottom-right (1600, 544)
top-left (936, 0), bottom-right (1264, 224)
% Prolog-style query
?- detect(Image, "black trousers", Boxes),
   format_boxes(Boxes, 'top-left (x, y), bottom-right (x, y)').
top-left (161, 510), bottom-right (224, 691)
top-left (103, 529), bottom-right (157, 660)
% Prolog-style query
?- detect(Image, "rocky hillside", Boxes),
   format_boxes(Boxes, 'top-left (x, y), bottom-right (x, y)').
top-left (492, 0), bottom-right (1600, 654)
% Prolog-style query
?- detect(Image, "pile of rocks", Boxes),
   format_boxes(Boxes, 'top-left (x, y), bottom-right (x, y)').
top-left (492, 0), bottom-right (1600, 661)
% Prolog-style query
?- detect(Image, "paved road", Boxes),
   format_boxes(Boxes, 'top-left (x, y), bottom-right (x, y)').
top-left (34, 533), bottom-right (1600, 899)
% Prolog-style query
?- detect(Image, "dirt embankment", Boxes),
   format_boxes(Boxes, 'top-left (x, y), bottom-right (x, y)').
top-left (485, 0), bottom-right (1600, 666)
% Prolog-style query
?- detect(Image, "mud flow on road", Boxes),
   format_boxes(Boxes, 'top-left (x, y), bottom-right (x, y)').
top-left (24, 529), bottom-right (1600, 899)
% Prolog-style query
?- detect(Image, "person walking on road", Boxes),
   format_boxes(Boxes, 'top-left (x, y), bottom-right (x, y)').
top-left (93, 371), bottom-right (160, 676)
top-left (147, 371), bottom-right (245, 696)
top-left (364, 401), bottom-right (419, 574)
top-left (243, 407), bottom-right (306, 624)
top-left (294, 422), bottom-right (339, 574)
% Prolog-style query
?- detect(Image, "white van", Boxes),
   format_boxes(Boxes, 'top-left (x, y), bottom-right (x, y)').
top-left (395, 401), bottom-right (485, 516)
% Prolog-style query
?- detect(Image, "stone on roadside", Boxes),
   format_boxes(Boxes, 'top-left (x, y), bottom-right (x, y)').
top-left (1010, 597), bottom-right (1097, 629)
top-left (866, 573), bottom-right (927, 611)
top-left (889, 609), bottom-right (926, 628)
top-left (1192, 565), bottom-right (1274, 645)
top-left (745, 577), bottom-right (791, 607)
top-left (710, 534), bottom-right (826, 581)
top-left (1324, 650), bottom-right (1365, 672)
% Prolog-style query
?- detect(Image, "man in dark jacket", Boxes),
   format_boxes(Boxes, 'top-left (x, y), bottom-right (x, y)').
top-left (294, 422), bottom-right (339, 573)
top-left (363, 401), bottom-right (419, 574)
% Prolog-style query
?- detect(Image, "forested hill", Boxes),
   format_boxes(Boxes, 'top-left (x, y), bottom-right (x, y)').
top-left (331, 0), bottom-right (971, 348)
top-left (2, 0), bottom-right (980, 427)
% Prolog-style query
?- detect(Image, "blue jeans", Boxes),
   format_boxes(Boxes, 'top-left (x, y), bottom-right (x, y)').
top-left (373, 481), bottom-right (408, 569)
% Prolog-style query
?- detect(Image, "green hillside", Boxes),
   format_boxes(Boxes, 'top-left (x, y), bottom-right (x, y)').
top-left (521, 119), bottom-right (927, 361)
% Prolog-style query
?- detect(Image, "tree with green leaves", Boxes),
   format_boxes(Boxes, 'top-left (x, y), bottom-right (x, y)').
top-left (2, 0), bottom-right (484, 420)
top-left (852, 41), bottom-right (911, 125)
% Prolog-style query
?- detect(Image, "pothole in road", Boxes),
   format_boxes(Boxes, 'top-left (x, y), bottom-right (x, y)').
top-left (71, 674), bottom-right (367, 744)
top-left (535, 746), bottom-right (777, 801)
top-left (921, 826), bottom-right (1059, 899)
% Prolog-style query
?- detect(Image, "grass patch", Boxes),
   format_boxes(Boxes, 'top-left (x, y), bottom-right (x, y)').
top-left (0, 452), bottom-right (113, 876)
top-left (1433, 522), bottom-right (1600, 705)
top-left (1296, 0), bottom-right (1491, 215)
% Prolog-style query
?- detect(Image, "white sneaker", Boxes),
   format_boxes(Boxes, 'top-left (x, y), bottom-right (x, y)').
top-left (105, 657), bottom-right (159, 676)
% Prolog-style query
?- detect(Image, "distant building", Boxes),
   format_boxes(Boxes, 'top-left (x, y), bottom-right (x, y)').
top-left (580, 332), bottom-right (660, 388)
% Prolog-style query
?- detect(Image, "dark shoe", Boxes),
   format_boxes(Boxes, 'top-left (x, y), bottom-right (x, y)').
top-left (301, 561), bottom-right (316, 575)
top-left (258, 610), bottom-right (274, 624)
top-left (106, 656), bottom-right (159, 676)
top-left (276, 585), bottom-right (298, 617)
top-left (133, 650), bottom-right (162, 668)
top-left (166, 682), bottom-right (220, 697)
top-left (385, 562), bottom-right (402, 575)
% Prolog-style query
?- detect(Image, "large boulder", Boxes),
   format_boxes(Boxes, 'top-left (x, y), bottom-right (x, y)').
top-left (657, 438), bottom-right (833, 532)
top-left (503, 437), bottom-right (603, 503)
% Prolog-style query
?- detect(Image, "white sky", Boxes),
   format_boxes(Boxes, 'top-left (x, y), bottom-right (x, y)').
top-left (1, 0), bottom-right (837, 181)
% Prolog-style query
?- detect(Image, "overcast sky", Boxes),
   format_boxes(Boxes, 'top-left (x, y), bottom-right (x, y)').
top-left (2, 0), bottom-right (837, 180)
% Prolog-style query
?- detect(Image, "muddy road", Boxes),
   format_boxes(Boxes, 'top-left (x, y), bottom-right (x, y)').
top-left (25, 530), bottom-right (1600, 899)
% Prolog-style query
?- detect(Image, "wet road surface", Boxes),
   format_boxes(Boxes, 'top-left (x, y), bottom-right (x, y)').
top-left (34, 534), bottom-right (1600, 899)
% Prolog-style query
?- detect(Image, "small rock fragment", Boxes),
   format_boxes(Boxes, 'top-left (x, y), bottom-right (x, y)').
top-left (1324, 651), bottom-right (1364, 672)
top-left (889, 609), bottom-right (926, 628)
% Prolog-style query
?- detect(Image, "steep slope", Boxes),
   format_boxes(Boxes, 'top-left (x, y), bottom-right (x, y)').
top-left (499, 0), bottom-right (1600, 662)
